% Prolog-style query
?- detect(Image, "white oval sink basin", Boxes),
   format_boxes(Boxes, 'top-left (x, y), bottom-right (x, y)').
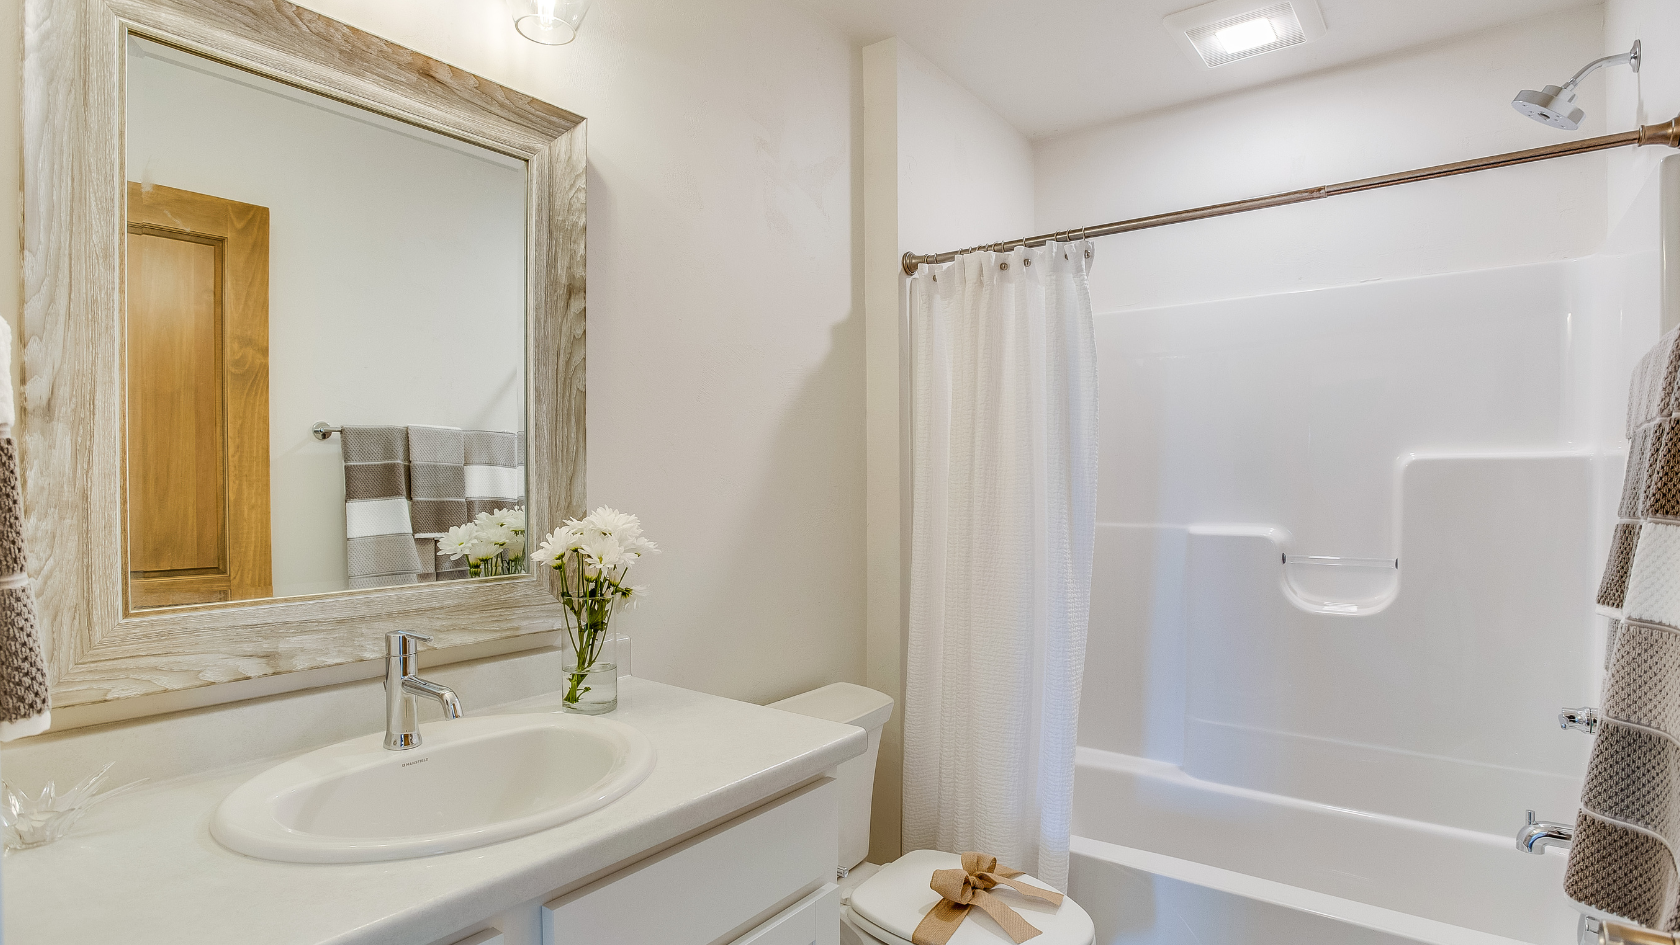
top-left (211, 713), bottom-right (655, 863)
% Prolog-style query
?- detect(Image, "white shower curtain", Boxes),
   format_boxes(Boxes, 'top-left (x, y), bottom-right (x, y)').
top-left (902, 239), bottom-right (1098, 890)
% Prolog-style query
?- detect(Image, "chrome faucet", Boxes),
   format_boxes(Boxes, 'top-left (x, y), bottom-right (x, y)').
top-left (1560, 706), bottom-right (1602, 734)
top-left (1517, 810), bottom-right (1575, 854)
top-left (384, 631), bottom-right (462, 750)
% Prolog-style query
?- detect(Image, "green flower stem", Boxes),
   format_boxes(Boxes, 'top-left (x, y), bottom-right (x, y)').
top-left (556, 550), bottom-right (628, 706)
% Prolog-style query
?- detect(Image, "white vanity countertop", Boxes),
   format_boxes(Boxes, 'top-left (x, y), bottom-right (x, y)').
top-left (2, 677), bottom-right (867, 945)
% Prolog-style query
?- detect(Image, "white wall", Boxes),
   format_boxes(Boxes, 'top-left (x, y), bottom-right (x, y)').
top-left (892, 44), bottom-right (1035, 259)
top-left (1605, 0), bottom-right (1680, 222)
top-left (1035, 7), bottom-right (1610, 313)
top-left (862, 36), bottom-right (1033, 861)
top-left (126, 40), bottom-right (526, 599)
top-left (247, 0), bottom-right (867, 703)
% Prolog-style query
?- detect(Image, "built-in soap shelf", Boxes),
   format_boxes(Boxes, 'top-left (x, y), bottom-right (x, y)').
top-left (1281, 552), bottom-right (1401, 616)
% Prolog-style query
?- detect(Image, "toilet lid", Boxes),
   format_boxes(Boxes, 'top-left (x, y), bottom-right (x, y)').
top-left (847, 850), bottom-right (1094, 945)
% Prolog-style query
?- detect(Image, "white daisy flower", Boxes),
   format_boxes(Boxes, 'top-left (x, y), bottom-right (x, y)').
top-left (531, 525), bottom-right (582, 568)
top-left (478, 522), bottom-right (514, 549)
top-left (579, 506), bottom-right (643, 544)
top-left (579, 532), bottom-right (625, 570)
top-left (436, 524), bottom-right (479, 561)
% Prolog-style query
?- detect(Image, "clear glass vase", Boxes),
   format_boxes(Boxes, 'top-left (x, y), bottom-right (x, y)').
top-left (468, 551), bottom-right (527, 578)
top-left (561, 596), bottom-right (618, 714)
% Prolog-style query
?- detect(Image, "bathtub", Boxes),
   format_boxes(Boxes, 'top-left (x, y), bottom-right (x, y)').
top-left (1068, 748), bottom-right (1580, 945)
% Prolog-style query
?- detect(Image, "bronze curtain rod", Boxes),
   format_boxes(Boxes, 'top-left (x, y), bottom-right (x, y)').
top-left (900, 115), bottom-right (1680, 276)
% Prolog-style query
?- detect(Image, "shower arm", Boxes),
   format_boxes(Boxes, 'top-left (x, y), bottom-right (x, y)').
top-left (901, 109), bottom-right (1680, 275)
top-left (1559, 41), bottom-right (1641, 95)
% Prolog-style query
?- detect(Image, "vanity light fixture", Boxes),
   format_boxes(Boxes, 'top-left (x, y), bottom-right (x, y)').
top-left (512, 0), bottom-right (588, 45)
top-left (1163, 0), bottom-right (1326, 68)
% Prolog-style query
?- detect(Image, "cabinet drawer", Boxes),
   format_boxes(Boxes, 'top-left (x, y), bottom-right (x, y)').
top-left (544, 779), bottom-right (838, 945)
top-left (732, 883), bottom-right (839, 945)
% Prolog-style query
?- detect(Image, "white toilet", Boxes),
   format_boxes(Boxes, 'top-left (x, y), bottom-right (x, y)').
top-left (770, 684), bottom-right (1095, 945)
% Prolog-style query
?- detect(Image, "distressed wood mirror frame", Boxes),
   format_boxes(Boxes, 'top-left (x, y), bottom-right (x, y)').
top-left (23, 0), bottom-right (586, 710)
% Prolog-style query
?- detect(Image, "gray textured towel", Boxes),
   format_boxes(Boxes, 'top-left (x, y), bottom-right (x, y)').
top-left (340, 426), bottom-right (422, 589)
top-left (407, 426), bottom-right (469, 582)
top-left (0, 428), bottom-right (48, 740)
top-left (1568, 324), bottom-right (1680, 928)
top-left (408, 426), bottom-right (467, 538)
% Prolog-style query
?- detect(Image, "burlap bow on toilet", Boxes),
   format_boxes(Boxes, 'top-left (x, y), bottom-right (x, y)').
top-left (909, 852), bottom-right (1065, 945)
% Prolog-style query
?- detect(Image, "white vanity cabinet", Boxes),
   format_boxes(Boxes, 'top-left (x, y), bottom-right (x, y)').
top-left (542, 778), bottom-right (840, 945)
top-left (5, 678), bottom-right (867, 945)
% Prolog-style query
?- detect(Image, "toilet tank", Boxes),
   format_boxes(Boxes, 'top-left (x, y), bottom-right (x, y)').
top-left (768, 683), bottom-right (894, 871)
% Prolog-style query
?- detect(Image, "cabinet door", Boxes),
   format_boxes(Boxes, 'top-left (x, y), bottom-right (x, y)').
top-left (732, 884), bottom-right (839, 945)
top-left (543, 779), bottom-right (837, 945)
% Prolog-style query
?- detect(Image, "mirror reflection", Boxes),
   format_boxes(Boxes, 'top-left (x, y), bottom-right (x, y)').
top-left (124, 37), bottom-right (527, 610)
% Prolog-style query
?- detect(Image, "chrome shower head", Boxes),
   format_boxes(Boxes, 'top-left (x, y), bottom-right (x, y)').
top-left (1512, 86), bottom-right (1585, 130)
top-left (1514, 40), bottom-right (1640, 131)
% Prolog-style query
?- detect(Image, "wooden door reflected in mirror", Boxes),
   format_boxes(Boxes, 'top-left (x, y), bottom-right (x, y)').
top-left (125, 182), bottom-right (272, 608)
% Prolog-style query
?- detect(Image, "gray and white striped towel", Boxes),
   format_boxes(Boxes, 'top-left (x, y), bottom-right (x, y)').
top-left (340, 426), bottom-right (424, 589)
top-left (465, 430), bottom-right (524, 520)
top-left (340, 425), bottom-right (524, 587)
top-left (1568, 324), bottom-right (1680, 928)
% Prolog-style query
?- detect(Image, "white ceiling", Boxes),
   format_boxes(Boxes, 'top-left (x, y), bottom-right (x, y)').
top-left (798, 0), bottom-right (1602, 139)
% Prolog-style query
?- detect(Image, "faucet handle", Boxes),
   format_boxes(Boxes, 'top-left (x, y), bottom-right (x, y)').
top-left (386, 630), bottom-right (433, 657)
top-left (1560, 706), bottom-right (1601, 734)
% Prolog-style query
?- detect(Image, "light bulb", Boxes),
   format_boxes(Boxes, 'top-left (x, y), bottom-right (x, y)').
top-left (513, 0), bottom-right (588, 45)
top-left (1213, 18), bottom-right (1277, 54)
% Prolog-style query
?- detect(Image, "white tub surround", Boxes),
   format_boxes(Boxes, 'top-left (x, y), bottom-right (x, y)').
top-left (1, 677), bottom-right (866, 945)
top-left (1072, 749), bottom-right (1575, 945)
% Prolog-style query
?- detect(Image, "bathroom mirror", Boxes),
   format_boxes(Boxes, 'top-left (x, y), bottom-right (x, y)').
top-left (124, 37), bottom-right (528, 609)
top-left (23, 0), bottom-right (586, 712)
